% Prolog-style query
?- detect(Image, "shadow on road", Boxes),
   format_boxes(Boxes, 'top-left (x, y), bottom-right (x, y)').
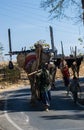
top-left (41, 113), bottom-right (84, 120)
top-left (0, 88), bottom-right (83, 114)
top-left (0, 77), bottom-right (84, 114)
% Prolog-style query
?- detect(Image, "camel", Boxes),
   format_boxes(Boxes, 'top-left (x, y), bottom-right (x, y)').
top-left (17, 43), bottom-right (56, 104)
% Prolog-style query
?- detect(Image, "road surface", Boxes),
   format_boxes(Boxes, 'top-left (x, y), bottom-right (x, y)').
top-left (0, 79), bottom-right (84, 130)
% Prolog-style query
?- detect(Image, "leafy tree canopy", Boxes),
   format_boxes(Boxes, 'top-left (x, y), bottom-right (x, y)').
top-left (40, 0), bottom-right (83, 23)
top-left (0, 42), bottom-right (4, 55)
top-left (30, 40), bottom-right (50, 50)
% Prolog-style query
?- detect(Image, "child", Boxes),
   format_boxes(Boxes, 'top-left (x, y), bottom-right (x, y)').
top-left (61, 64), bottom-right (70, 94)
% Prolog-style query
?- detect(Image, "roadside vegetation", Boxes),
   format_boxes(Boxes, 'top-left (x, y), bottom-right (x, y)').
top-left (0, 60), bottom-right (84, 91)
top-left (0, 61), bottom-right (29, 90)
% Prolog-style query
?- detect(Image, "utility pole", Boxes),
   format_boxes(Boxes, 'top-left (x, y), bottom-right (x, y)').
top-left (8, 28), bottom-right (12, 61)
top-left (61, 41), bottom-right (64, 58)
top-left (75, 46), bottom-right (77, 58)
top-left (49, 26), bottom-right (54, 52)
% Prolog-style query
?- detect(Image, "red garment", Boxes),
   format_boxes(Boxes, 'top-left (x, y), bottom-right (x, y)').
top-left (62, 66), bottom-right (70, 78)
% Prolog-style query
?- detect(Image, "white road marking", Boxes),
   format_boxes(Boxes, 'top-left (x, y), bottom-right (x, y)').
top-left (5, 111), bottom-right (23, 130)
top-left (25, 115), bottom-right (29, 122)
top-left (4, 94), bottom-right (38, 130)
top-left (4, 94), bottom-right (23, 130)
top-left (20, 112), bottom-right (29, 122)
top-left (3, 91), bottom-right (84, 130)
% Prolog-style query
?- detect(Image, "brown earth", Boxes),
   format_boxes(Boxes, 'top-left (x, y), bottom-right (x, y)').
top-left (0, 61), bottom-right (84, 92)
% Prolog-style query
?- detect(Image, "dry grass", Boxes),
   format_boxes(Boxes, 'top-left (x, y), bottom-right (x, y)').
top-left (0, 61), bottom-right (84, 92)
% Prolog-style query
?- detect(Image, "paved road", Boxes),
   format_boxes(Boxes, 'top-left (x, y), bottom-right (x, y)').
top-left (0, 79), bottom-right (84, 130)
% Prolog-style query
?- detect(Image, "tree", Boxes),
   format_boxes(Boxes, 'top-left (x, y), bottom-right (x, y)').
top-left (0, 42), bottom-right (4, 55)
top-left (0, 42), bottom-right (4, 61)
top-left (78, 37), bottom-right (84, 47)
top-left (30, 40), bottom-right (50, 50)
top-left (40, 0), bottom-right (84, 24)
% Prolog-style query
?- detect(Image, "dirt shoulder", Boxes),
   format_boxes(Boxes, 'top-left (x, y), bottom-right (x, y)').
top-left (0, 79), bottom-right (30, 93)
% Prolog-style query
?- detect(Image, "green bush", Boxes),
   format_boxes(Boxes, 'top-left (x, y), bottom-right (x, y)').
top-left (4, 66), bottom-right (21, 83)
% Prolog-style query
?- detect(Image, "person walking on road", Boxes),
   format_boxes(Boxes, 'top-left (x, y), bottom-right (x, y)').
top-left (60, 59), bottom-right (70, 95)
top-left (38, 63), bottom-right (51, 111)
top-left (69, 76), bottom-right (81, 103)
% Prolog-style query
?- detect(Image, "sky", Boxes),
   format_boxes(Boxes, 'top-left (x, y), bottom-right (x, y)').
top-left (0, 0), bottom-right (84, 61)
